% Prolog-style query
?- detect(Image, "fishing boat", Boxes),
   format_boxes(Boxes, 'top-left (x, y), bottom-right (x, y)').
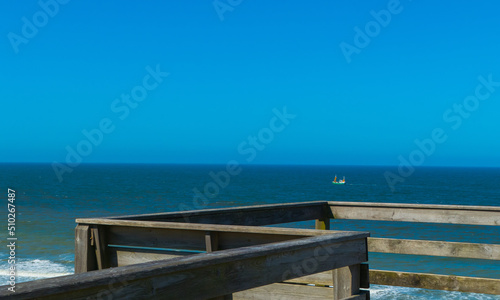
top-left (332, 175), bottom-right (346, 185)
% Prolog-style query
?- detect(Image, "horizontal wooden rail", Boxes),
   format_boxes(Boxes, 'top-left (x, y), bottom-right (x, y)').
top-left (368, 237), bottom-right (500, 260)
top-left (74, 201), bottom-right (500, 296)
top-left (328, 201), bottom-right (500, 225)
top-left (370, 269), bottom-right (500, 295)
top-left (104, 201), bottom-right (329, 226)
top-left (74, 220), bottom-right (356, 270)
top-left (2, 232), bottom-right (369, 300)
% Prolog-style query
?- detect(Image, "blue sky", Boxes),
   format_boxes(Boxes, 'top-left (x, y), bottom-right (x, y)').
top-left (2, 0), bottom-right (500, 167)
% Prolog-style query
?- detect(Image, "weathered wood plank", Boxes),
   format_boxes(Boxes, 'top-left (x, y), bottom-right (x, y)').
top-left (370, 269), bottom-right (500, 295)
top-left (102, 222), bottom-right (354, 253)
top-left (74, 225), bottom-right (96, 273)
top-left (283, 263), bottom-right (369, 289)
top-left (341, 291), bottom-right (369, 300)
top-left (234, 283), bottom-right (334, 300)
top-left (359, 263), bottom-right (369, 289)
top-left (316, 218), bottom-right (330, 230)
top-left (1, 232), bottom-right (368, 300)
top-left (100, 201), bottom-right (328, 225)
top-left (333, 265), bottom-right (360, 300)
top-left (368, 237), bottom-right (500, 260)
top-left (108, 248), bottom-right (186, 267)
top-left (285, 271), bottom-right (334, 286)
top-left (206, 231), bottom-right (219, 252)
top-left (329, 201), bottom-right (500, 225)
top-left (76, 218), bottom-right (344, 236)
top-left (92, 226), bottom-right (110, 270)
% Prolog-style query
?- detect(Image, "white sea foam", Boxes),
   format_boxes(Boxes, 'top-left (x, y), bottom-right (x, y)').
top-left (1, 259), bottom-right (73, 283)
top-left (1, 261), bottom-right (499, 299)
top-left (370, 284), bottom-right (500, 300)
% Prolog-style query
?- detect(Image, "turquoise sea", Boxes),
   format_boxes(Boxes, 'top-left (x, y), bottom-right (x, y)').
top-left (1, 163), bottom-right (499, 299)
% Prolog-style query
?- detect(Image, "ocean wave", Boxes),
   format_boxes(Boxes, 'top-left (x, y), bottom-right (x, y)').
top-left (0, 270), bottom-right (72, 279)
top-left (370, 284), bottom-right (500, 300)
top-left (0, 259), bottom-right (73, 282)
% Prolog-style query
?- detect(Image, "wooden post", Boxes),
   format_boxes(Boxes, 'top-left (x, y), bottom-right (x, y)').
top-left (91, 226), bottom-right (110, 270)
top-left (316, 202), bottom-right (331, 230)
top-left (74, 224), bottom-right (97, 273)
top-left (333, 264), bottom-right (360, 300)
top-left (206, 231), bottom-right (232, 300)
top-left (205, 231), bottom-right (219, 252)
top-left (315, 218), bottom-right (330, 230)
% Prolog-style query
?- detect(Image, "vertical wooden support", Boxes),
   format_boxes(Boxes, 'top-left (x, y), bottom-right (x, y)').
top-left (75, 224), bottom-right (97, 273)
top-left (360, 263), bottom-right (370, 289)
top-left (315, 208), bottom-right (332, 288)
top-left (206, 232), bottom-right (233, 300)
top-left (91, 226), bottom-right (110, 270)
top-left (205, 231), bottom-right (219, 253)
top-left (333, 264), bottom-right (360, 300)
top-left (316, 202), bottom-right (331, 230)
top-left (315, 218), bottom-right (330, 230)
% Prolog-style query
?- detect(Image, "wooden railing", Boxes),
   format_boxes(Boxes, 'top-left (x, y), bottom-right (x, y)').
top-left (100, 200), bottom-right (500, 295)
top-left (328, 201), bottom-right (500, 295)
top-left (1, 228), bottom-right (369, 300)
top-left (1, 200), bottom-right (498, 299)
top-left (1, 202), bottom-right (370, 300)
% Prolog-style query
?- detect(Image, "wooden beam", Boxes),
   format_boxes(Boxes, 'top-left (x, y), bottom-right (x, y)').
top-left (368, 237), bottom-right (500, 260)
top-left (359, 263), bottom-right (369, 289)
top-left (315, 218), bottom-right (330, 230)
top-left (316, 202), bottom-right (332, 230)
top-left (78, 221), bottom-right (356, 258)
top-left (370, 269), bottom-right (500, 295)
top-left (341, 291), bottom-right (369, 300)
top-left (88, 201), bottom-right (328, 225)
top-left (329, 201), bottom-right (500, 225)
top-left (76, 218), bottom-right (341, 236)
top-left (2, 233), bottom-right (368, 300)
top-left (284, 271), bottom-right (334, 286)
top-left (92, 226), bottom-right (110, 270)
top-left (205, 231), bottom-right (219, 253)
top-left (284, 263), bottom-right (369, 289)
top-left (108, 248), bottom-right (186, 267)
top-left (74, 225), bottom-right (96, 273)
top-left (333, 264), bottom-right (360, 300)
top-left (234, 283), bottom-right (336, 300)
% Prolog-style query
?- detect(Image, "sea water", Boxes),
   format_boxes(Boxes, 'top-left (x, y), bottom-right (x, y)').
top-left (1, 163), bottom-right (499, 299)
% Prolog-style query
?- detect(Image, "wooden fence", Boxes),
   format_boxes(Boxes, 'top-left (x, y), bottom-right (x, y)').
top-left (1, 229), bottom-right (369, 300)
top-left (328, 201), bottom-right (500, 295)
top-left (1, 200), bottom-right (498, 299)
top-left (76, 200), bottom-right (500, 296)
top-left (1, 201), bottom-right (369, 300)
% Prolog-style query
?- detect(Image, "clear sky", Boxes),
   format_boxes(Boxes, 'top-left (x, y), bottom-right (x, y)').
top-left (2, 0), bottom-right (500, 167)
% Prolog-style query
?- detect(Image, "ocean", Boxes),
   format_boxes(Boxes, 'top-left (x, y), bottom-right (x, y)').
top-left (1, 163), bottom-right (499, 299)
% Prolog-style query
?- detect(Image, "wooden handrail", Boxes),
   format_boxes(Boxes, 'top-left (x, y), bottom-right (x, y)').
top-left (1, 232), bottom-right (369, 300)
